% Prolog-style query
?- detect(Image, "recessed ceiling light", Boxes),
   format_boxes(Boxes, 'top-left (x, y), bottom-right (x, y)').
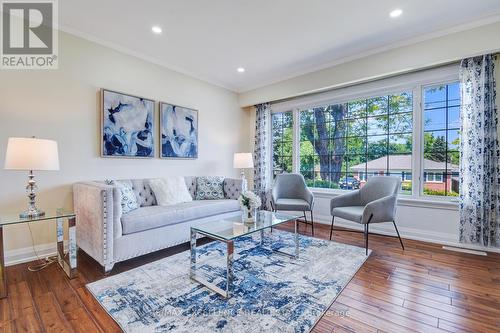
top-left (152, 26), bottom-right (162, 34)
top-left (389, 9), bottom-right (403, 18)
top-left (237, 67), bottom-right (245, 73)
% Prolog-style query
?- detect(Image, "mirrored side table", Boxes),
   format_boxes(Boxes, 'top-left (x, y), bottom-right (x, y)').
top-left (0, 208), bottom-right (77, 299)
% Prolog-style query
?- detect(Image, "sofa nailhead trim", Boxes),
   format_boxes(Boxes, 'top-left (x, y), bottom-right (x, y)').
top-left (102, 190), bottom-right (108, 262)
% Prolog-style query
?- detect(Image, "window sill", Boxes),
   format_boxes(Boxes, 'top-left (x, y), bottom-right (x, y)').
top-left (309, 188), bottom-right (459, 211)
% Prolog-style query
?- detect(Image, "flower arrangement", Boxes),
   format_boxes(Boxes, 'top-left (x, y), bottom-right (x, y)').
top-left (238, 191), bottom-right (262, 210)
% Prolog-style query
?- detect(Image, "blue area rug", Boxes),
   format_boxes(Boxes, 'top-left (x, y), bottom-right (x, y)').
top-left (87, 230), bottom-right (370, 333)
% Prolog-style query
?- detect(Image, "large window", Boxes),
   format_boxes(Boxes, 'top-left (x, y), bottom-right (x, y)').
top-left (268, 67), bottom-right (461, 200)
top-left (271, 111), bottom-right (293, 178)
top-left (422, 82), bottom-right (460, 196)
top-left (298, 92), bottom-right (412, 193)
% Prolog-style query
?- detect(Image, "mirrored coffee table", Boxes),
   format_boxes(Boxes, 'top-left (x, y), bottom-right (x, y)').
top-left (190, 210), bottom-right (299, 298)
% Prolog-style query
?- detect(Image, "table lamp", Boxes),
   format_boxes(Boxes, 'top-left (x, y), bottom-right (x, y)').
top-left (233, 152), bottom-right (254, 192)
top-left (4, 137), bottom-right (60, 218)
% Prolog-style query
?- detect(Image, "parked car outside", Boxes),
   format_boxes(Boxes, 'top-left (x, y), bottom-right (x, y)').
top-left (339, 176), bottom-right (361, 190)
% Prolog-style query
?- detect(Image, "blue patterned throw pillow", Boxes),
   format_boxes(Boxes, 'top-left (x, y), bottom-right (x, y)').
top-left (195, 176), bottom-right (225, 200)
top-left (106, 180), bottom-right (139, 214)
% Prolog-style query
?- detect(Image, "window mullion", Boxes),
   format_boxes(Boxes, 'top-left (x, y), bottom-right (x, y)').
top-left (292, 109), bottom-right (300, 173)
top-left (413, 85), bottom-right (423, 197)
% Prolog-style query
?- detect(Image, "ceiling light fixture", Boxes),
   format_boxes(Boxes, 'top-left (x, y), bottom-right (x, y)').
top-left (389, 9), bottom-right (403, 18)
top-left (152, 26), bottom-right (162, 34)
top-left (237, 67), bottom-right (245, 73)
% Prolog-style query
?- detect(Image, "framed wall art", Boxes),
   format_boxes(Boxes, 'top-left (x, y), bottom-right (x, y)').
top-left (101, 89), bottom-right (155, 158)
top-left (160, 102), bottom-right (198, 159)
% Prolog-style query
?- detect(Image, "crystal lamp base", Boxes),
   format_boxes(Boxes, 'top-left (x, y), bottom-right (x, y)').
top-left (20, 208), bottom-right (45, 219)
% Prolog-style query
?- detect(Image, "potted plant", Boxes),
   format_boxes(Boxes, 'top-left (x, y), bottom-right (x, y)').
top-left (238, 191), bottom-right (262, 222)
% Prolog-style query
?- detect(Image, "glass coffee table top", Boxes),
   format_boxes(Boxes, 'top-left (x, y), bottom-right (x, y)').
top-left (192, 210), bottom-right (299, 241)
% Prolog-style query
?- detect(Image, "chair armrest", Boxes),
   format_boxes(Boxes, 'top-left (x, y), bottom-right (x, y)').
top-left (330, 190), bottom-right (361, 212)
top-left (73, 181), bottom-right (122, 267)
top-left (271, 186), bottom-right (278, 204)
top-left (304, 187), bottom-right (314, 208)
top-left (223, 178), bottom-right (243, 199)
top-left (362, 195), bottom-right (397, 224)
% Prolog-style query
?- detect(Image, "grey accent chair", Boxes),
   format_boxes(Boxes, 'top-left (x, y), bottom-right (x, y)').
top-left (270, 173), bottom-right (315, 235)
top-left (330, 176), bottom-right (404, 255)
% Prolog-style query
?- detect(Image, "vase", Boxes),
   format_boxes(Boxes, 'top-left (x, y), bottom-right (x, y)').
top-left (242, 206), bottom-right (255, 223)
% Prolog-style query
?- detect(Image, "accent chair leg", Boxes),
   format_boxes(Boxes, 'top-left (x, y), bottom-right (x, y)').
top-left (303, 211), bottom-right (311, 235)
top-left (310, 210), bottom-right (314, 236)
top-left (330, 216), bottom-right (335, 240)
top-left (364, 223), bottom-right (369, 255)
top-left (393, 220), bottom-right (405, 250)
top-left (365, 214), bottom-right (373, 255)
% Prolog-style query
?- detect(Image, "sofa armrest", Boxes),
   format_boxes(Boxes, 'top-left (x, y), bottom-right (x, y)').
top-left (73, 181), bottom-right (122, 268)
top-left (223, 178), bottom-right (243, 199)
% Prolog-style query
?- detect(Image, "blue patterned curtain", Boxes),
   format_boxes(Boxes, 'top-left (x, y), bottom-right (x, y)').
top-left (459, 54), bottom-right (500, 247)
top-left (253, 103), bottom-right (271, 209)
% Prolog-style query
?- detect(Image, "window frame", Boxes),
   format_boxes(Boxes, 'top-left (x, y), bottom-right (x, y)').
top-left (270, 111), bottom-right (294, 178)
top-left (267, 66), bottom-right (460, 202)
top-left (420, 80), bottom-right (461, 198)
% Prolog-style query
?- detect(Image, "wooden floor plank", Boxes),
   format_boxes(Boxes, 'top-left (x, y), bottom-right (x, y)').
top-left (34, 292), bottom-right (73, 333)
top-left (403, 299), bottom-right (500, 332)
top-left (2, 222), bottom-right (500, 333)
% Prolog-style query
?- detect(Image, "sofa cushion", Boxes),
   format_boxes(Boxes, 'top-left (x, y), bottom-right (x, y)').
top-left (148, 177), bottom-right (192, 206)
top-left (184, 176), bottom-right (196, 199)
top-left (121, 199), bottom-right (240, 235)
top-left (118, 181), bottom-right (139, 214)
top-left (224, 178), bottom-right (243, 200)
top-left (105, 180), bottom-right (139, 214)
top-left (195, 176), bottom-right (225, 200)
top-left (128, 179), bottom-right (157, 207)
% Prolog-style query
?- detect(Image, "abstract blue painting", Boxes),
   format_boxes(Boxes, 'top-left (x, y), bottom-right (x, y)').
top-left (102, 89), bottom-right (155, 158)
top-left (160, 102), bottom-right (198, 158)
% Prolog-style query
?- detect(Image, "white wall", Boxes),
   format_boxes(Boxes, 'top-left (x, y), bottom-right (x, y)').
top-left (0, 32), bottom-right (250, 263)
top-left (239, 21), bottom-right (500, 107)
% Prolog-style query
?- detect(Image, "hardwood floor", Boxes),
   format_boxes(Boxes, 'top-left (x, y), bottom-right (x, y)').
top-left (1, 222), bottom-right (500, 333)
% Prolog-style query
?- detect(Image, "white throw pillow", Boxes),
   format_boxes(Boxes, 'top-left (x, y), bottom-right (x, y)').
top-left (149, 177), bottom-right (193, 206)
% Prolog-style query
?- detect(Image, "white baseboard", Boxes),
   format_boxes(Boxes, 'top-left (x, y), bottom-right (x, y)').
top-left (313, 214), bottom-right (500, 254)
top-left (5, 243), bottom-right (60, 267)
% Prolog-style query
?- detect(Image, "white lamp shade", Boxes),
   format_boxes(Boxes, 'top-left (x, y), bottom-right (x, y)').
top-left (233, 153), bottom-right (254, 169)
top-left (4, 137), bottom-right (60, 171)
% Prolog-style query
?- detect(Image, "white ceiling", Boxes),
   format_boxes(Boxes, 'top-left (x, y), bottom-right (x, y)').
top-left (59, 0), bottom-right (500, 92)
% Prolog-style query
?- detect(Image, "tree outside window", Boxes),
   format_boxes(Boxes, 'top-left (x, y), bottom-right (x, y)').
top-left (298, 92), bottom-right (413, 193)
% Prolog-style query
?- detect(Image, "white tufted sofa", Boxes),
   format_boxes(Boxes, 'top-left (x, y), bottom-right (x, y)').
top-left (73, 177), bottom-right (243, 273)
